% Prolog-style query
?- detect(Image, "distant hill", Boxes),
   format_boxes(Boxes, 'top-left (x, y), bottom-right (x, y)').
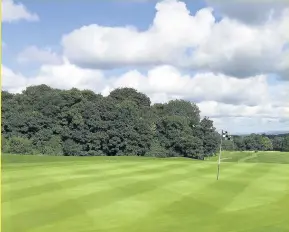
top-left (232, 131), bottom-right (289, 137)
top-left (264, 131), bottom-right (289, 135)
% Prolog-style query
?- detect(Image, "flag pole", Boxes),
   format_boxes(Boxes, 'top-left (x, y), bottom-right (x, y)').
top-left (217, 129), bottom-right (223, 180)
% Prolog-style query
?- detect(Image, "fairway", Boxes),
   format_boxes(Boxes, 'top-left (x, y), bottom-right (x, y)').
top-left (2, 155), bottom-right (289, 232)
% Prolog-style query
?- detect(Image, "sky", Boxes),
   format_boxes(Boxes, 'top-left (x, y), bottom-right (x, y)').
top-left (2, 0), bottom-right (289, 134)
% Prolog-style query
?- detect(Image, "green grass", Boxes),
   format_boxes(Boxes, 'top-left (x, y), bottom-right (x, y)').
top-left (2, 153), bottom-right (289, 232)
top-left (207, 151), bottom-right (289, 164)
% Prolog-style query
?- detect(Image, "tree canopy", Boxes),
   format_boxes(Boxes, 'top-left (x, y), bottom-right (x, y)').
top-left (2, 85), bottom-right (288, 157)
top-left (1, 86), bottom-right (220, 158)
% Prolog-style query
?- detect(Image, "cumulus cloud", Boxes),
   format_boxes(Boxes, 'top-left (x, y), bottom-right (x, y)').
top-left (205, 0), bottom-right (288, 25)
top-left (198, 101), bottom-right (288, 121)
top-left (61, 1), bottom-right (215, 68)
top-left (17, 46), bottom-right (63, 65)
top-left (1, 62), bottom-right (269, 106)
top-left (198, 101), bottom-right (289, 134)
top-left (1, 65), bottom-right (28, 93)
top-left (2, 0), bottom-right (39, 22)
top-left (61, 0), bottom-right (289, 78)
top-left (2, 60), bottom-right (104, 93)
top-left (104, 65), bottom-right (270, 106)
top-left (211, 116), bottom-right (288, 134)
top-left (187, 12), bottom-right (289, 77)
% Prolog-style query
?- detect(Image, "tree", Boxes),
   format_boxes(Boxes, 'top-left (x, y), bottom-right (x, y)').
top-left (175, 135), bottom-right (204, 159)
top-left (199, 117), bottom-right (219, 156)
top-left (155, 115), bottom-right (204, 157)
top-left (233, 136), bottom-right (246, 151)
top-left (243, 134), bottom-right (262, 151)
top-left (165, 100), bottom-right (200, 125)
top-left (2, 91), bottom-right (14, 101)
top-left (1, 135), bottom-right (10, 153)
top-left (222, 139), bottom-right (235, 151)
top-left (40, 135), bottom-right (63, 156)
top-left (145, 140), bottom-right (169, 158)
top-left (282, 136), bottom-right (289, 152)
top-left (103, 100), bottom-right (153, 156)
top-left (109, 88), bottom-right (151, 108)
top-left (260, 136), bottom-right (273, 151)
top-left (63, 139), bottom-right (83, 156)
top-left (1, 85), bottom-right (221, 159)
top-left (8, 136), bottom-right (33, 155)
top-left (81, 89), bottom-right (102, 102)
top-left (272, 136), bottom-right (284, 151)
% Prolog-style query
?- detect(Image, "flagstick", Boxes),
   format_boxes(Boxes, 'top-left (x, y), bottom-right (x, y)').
top-left (217, 130), bottom-right (223, 180)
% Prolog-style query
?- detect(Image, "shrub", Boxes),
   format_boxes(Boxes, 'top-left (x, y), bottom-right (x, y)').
top-left (63, 139), bottom-right (82, 156)
top-left (8, 136), bottom-right (33, 154)
top-left (145, 141), bottom-right (169, 158)
top-left (1, 136), bottom-right (10, 153)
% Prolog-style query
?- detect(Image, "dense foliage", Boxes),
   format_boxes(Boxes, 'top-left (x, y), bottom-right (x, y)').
top-left (1, 85), bottom-right (220, 158)
top-left (2, 85), bottom-right (288, 158)
top-left (222, 133), bottom-right (289, 152)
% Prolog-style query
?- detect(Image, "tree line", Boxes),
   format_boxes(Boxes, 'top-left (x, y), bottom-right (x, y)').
top-left (222, 133), bottom-right (289, 152)
top-left (2, 85), bottom-right (288, 158)
top-left (1, 85), bottom-right (220, 159)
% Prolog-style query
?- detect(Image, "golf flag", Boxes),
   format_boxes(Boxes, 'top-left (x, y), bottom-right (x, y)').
top-left (217, 130), bottom-right (232, 180)
top-left (222, 131), bottom-right (232, 141)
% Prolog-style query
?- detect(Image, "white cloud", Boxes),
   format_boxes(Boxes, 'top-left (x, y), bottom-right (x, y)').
top-left (105, 65), bottom-right (270, 106)
top-left (1, 65), bottom-right (28, 93)
top-left (208, 106), bottom-right (289, 134)
top-left (198, 101), bottom-right (288, 121)
top-left (187, 14), bottom-right (288, 77)
top-left (2, 60), bottom-right (104, 93)
top-left (0, 63), bottom-right (270, 106)
top-left (211, 116), bottom-right (288, 134)
top-left (17, 46), bottom-right (63, 65)
top-left (62, 1), bottom-right (215, 68)
top-left (2, 62), bottom-right (288, 133)
top-left (2, 0), bottom-right (39, 22)
top-left (32, 59), bottom-right (105, 90)
top-left (61, 0), bottom-right (289, 78)
top-left (205, 0), bottom-right (289, 25)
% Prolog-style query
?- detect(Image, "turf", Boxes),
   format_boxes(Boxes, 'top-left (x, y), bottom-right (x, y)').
top-left (2, 154), bottom-right (289, 232)
top-left (207, 151), bottom-right (289, 164)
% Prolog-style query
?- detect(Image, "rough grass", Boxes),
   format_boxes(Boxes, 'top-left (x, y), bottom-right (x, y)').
top-left (2, 154), bottom-right (289, 232)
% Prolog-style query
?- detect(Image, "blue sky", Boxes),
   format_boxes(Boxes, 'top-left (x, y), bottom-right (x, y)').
top-left (2, 0), bottom-right (289, 134)
top-left (3, 0), bottom-right (207, 73)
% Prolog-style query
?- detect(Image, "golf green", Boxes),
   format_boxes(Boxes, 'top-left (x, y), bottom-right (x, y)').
top-left (2, 155), bottom-right (289, 232)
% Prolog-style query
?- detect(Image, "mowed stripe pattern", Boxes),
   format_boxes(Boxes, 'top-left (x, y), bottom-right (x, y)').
top-left (2, 156), bottom-right (289, 232)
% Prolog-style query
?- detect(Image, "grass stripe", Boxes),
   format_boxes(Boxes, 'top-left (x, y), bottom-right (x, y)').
top-left (2, 162), bottom-right (205, 218)
top-left (3, 155), bottom-right (289, 232)
top-left (1, 160), bottom-right (151, 182)
top-left (2, 161), bottom-right (191, 203)
top-left (223, 165), bottom-right (289, 212)
top-left (2, 163), bottom-right (215, 232)
top-left (116, 163), bottom-right (267, 232)
top-left (2, 160), bottom-right (164, 187)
